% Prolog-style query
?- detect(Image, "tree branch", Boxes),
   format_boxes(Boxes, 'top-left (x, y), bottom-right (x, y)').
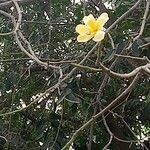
top-left (62, 73), bottom-right (140, 150)
top-left (0, 0), bottom-right (36, 10)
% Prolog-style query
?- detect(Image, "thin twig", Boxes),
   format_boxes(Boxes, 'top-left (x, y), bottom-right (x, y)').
top-left (99, 62), bottom-right (150, 78)
top-left (113, 113), bottom-right (149, 150)
top-left (0, 135), bottom-right (7, 143)
top-left (108, 33), bottom-right (115, 49)
top-left (134, 0), bottom-right (150, 39)
top-left (88, 106), bottom-right (97, 150)
top-left (102, 113), bottom-right (113, 150)
top-left (0, 58), bottom-right (76, 64)
top-left (0, 10), bottom-right (15, 35)
top-left (0, 41), bottom-right (99, 117)
top-left (114, 54), bottom-right (150, 63)
top-left (70, 63), bottom-right (102, 72)
top-left (11, 0), bottom-right (22, 33)
top-left (106, 0), bottom-right (142, 33)
top-left (139, 42), bottom-right (150, 48)
top-left (20, 20), bottom-right (75, 26)
top-left (50, 104), bottom-right (64, 150)
top-left (62, 74), bottom-right (140, 150)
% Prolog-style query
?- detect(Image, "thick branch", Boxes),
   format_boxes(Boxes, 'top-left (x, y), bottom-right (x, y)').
top-left (0, 0), bottom-right (36, 10)
top-left (62, 74), bottom-right (140, 150)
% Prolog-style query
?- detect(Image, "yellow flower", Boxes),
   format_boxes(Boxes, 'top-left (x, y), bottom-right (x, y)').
top-left (75, 13), bottom-right (109, 42)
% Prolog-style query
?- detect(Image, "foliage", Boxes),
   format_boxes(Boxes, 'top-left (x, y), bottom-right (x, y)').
top-left (0, 0), bottom-right (150, 150)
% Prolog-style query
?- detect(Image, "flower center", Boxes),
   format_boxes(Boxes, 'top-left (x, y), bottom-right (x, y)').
top-left (89, 23), bottom-right (99, 35)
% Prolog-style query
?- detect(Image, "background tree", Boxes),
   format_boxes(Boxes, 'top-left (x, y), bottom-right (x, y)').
top-left (0, 0), bottom-right (150, 149)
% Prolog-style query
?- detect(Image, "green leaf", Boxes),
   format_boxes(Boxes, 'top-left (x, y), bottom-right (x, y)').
top-left (103, 48), bottom-right (116, 63)
top-left (132, 40), bottom-right (140, 57)
top-left (65, 92), bottom-right (80, 103)
top-left (57, 87), bottom-right (72, 104)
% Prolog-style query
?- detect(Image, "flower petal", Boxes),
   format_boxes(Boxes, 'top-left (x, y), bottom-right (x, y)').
top-left (97, 13), bottom-right (109, 29)
top-left (77, 34), bottom-right (93, 42)
top-left (75, 24), bottom-right (90, 35)
top-left (83, 14), bottom-right (95, 24)
top-left (83, 14), bottom-right (97, 30)
top-left (93, 30), bottom-right (105, 42)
